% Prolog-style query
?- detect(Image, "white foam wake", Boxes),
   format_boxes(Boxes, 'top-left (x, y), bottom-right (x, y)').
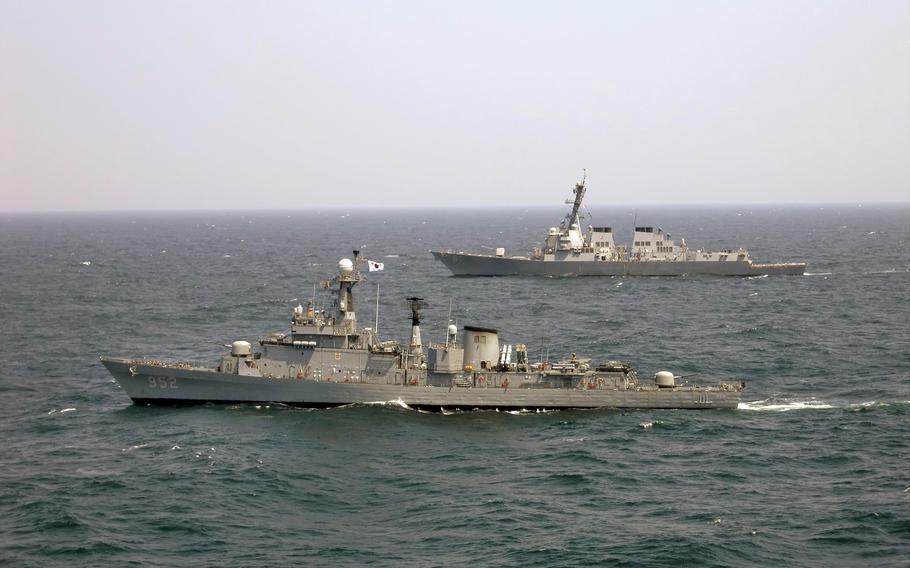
top-left (741, 399), bottom-right (906, 412)
top-left (738, 398), bottom-right (835, 412)
top-left (362, 398), bottom-right (415, 410)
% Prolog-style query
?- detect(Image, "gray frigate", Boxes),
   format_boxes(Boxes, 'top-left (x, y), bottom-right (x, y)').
top-left (101, 253), bottom-right (744, 411)
top-left (430, 174), bottom-right (806, 277)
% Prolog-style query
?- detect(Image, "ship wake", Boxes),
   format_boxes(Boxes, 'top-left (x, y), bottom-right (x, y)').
top-left (739, 398), bottom-right (908, 412)
top-left (738, 398), bottom-right (834, 412)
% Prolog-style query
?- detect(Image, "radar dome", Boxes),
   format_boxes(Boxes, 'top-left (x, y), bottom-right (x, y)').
top-left (338, 258), bottom-right (354, 275)
top-left (447, 324), bottom-right (457, 335)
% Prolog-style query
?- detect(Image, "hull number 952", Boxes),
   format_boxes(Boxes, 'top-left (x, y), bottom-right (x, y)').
top-left (148, 376), bottom-right (178, 389)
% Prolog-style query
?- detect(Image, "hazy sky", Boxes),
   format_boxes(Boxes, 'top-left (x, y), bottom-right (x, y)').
top-left (2, 0), bottom-right (908, 211)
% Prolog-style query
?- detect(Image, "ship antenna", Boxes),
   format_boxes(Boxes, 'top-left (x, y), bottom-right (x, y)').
top-left (374, 281), bottom-right (380, 335)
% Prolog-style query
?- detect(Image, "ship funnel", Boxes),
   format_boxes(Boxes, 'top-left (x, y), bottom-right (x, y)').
top-left (463, 326), bottom-right (499, 370)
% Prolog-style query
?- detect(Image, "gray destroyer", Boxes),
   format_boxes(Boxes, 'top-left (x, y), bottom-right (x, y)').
top-left (101, 254), bottom-right (743, 411)
top-left (431, 175), bottom-right (806, 277)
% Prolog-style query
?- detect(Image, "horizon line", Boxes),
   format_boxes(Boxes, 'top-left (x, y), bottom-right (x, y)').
top-left (2, 200), bottom-right (908, 215)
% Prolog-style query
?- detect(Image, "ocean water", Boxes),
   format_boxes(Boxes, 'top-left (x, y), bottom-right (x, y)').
top-left (0, 204), bottom-right (908, 567)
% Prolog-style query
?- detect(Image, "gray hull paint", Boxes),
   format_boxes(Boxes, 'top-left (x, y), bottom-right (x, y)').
top-left (102, 359), bottom-right (741, 411)
top-left (430, 251), bottom-right (806, 277)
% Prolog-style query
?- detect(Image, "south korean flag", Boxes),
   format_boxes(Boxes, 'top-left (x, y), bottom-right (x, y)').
top-left (367, 260), bottom-right (384, 272)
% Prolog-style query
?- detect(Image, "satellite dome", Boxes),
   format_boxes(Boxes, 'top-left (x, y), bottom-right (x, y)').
top-left (448, 324), bottom-right (458, 335)
top-left (338, 258), bottom-right (354, 275)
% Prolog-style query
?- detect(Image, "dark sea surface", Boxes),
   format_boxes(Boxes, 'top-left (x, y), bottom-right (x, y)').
top-left (0, 204), bottom-right (908, 567)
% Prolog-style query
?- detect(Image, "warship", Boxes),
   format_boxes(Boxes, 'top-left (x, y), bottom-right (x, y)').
top-left (430, 174), bottom-right (806, 277)
top-left (101, 253), bottom-right (744, 411)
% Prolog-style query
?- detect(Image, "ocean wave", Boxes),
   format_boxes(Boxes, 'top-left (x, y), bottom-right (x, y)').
top-left (864, 268), bottom-right (910, 275)
top-left (221, 297), bottom-right (300, 309)
top-left (844, 400), bottom-right (909, 412)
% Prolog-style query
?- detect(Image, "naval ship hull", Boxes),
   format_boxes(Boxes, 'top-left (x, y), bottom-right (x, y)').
top-left (430, 251), bottom-right (806, 277)
top-left (101, 358), bottom-right (741, 411)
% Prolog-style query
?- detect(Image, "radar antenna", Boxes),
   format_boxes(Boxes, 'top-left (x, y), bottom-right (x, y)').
top-left (402, 296), bottom-right (427, 327)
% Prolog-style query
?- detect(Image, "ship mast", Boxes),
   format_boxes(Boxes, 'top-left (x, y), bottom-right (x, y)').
top-left (334, 250), bottom-right (363, 336)
top-left (563, 169), bottom-right (587, 228)
top-left (403, 296), bottom-right (427, 365)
